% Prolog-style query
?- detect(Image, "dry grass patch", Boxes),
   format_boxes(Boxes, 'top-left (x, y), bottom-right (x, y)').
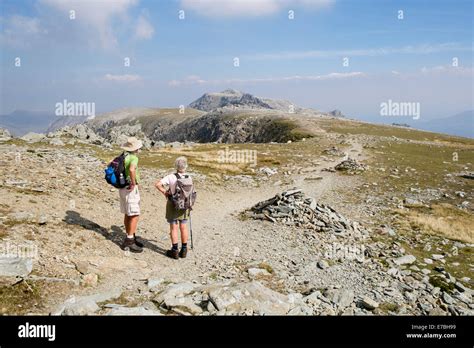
top-left (395, 203), bottom-right (474, 243)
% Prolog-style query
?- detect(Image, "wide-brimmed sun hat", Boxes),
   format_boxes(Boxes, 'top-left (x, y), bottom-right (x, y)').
top-left (121, 137), bottom-right (143, 152)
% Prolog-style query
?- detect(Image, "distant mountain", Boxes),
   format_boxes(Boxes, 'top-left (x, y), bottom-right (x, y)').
top-left (0, 110), bottom-right (90, 136)
top-left (81, 88), bottom-right (329, 144)
top-left (189, 89), bottom-right (307, 113)
top-left (46, 115), bottom-right (89, 133)
top-left (0, 110), bottom-right (57, 136)
top-left (411, 111), bottom-right (473, 138)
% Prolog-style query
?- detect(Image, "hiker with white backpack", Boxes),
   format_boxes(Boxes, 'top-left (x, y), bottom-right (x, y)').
top-left (155, 156), bottom-right (196, 259)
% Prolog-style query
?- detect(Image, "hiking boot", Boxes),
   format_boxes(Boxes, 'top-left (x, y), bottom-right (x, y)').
top-left (179, 248), bottom-right (187, 258)
top-left (134, 234), bottom-right (144, 248)
top-left (166, 249), bottom-right (179, 259)
top-left (122, 237), bottom-right (143, 253)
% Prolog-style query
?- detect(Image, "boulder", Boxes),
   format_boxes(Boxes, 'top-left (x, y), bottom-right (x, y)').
top-left (0, 128), bottom-right (12, 142)
top-left (0, 257), bottom-right (33, 277)
top-left (207, 281), bottom-right (291, 315)
top-left (62, 298), bottom-right (100, 316)
top-left (287, 305), bottom-right (314, 315)
top-left (153, 282), bottom-right (199, 305)
top-left (163, 297), bottom-right (203, 316)
top-left (393, 255), bottom-right (416, 265)
top-left (247, 268), bottom-right (271, 279)
top-left (49, 138), bottom-right (65, 146)
top-left (325, 289), bottom-right (354, 309)
top-left (147, 278), bottom-right (165, 290)
top-left (107, 306), bottom-right (163, 316)
top-left (303, 291), bottom-right (322, 307)
top-left (7, 211), bottom-right (36, 224)
top-left (360, 296), bottom-right (379, 310)
top-left (20, 132), bottom-right (46, 143)
top-left (49, 124), bottom-right (105, 145)
top-left (53, 289), bottom-right (122, 316)
top-left (259, 167), bottom-right (277, 176)
top-left (317, 260), bottom-right (329, 269)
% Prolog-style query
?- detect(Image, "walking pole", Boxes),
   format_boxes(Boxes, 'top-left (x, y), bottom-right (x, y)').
top-left (189, 211), bottom-right (194, 249)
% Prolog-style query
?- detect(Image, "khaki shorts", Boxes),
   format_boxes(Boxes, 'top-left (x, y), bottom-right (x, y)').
top-left (119, 186), bottom-right (141, 216)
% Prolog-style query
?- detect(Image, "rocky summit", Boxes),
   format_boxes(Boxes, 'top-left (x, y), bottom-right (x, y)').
top-left (190, 89), bottom-right (290, 112)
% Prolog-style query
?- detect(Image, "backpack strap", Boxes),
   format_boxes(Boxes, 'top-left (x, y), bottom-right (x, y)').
top-left (174, 173), bottom-right (181, 179)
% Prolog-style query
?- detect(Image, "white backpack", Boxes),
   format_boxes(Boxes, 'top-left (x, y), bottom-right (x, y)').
top-left (170, 173), bottom-right (197, 210)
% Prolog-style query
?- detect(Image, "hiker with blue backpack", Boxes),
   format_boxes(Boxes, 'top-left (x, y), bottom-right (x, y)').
top-left (155, 156), bottom-right (196, 259)
top-left (104, 137), bottom-right (144, 253)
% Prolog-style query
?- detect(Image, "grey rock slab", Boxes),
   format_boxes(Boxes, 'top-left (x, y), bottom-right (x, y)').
top-left (442, 292), bottom-right (455, 305)
top-left (431, 254), bottom-right (444, 260)
top-left (247, 268), bottom-right (271, 279)
top-left (164, 297), bottom-right (203, 316)
top-left (360, 296), bottom-right (379, 310)
top-left (393, 255), bottom-right (416, 265)
top-left (153, 282), bottom-right (200, 305)
top-left (207, 281), bottom-right (291, 315)
top-left (53, 288), bottom-right (122, 316)
top-left (107, 306), bottom-right (163, 316)
top-left (325, 289), bottom-right (355, 309)
top-left (0, 257), bottom-right (33, 277)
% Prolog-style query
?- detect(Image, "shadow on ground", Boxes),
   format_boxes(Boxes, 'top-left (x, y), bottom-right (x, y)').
top-left (63, 210), bottom-right (167, 256)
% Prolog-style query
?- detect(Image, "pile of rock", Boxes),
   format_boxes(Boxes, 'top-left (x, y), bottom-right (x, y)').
top-left (335, 158), bottom-right (367, 173)
top-left (245, 189), bottom-right (361, 234)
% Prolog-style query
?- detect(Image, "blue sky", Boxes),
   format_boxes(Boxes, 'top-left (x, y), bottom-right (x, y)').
top-left (0, 0), bottom-right (473, 122)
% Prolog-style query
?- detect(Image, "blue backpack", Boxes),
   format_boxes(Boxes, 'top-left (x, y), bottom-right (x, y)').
top-left (105, 152), bottom-right (128, 188)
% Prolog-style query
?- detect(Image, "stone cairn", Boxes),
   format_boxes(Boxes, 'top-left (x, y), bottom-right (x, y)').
top-left (245, 189), bottom-right (360, 234)
top-left (335, 158), bottom-right (367, 173)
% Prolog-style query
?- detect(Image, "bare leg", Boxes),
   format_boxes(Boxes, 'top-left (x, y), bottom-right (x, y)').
top-left (129, 215), bottom-right (139, 236)
top-left (179, 222), bottom-right (188, 244)
top-left (124, 215), bottom-right (131, 235)
top-left (169, 223), bottom-right (179, 245)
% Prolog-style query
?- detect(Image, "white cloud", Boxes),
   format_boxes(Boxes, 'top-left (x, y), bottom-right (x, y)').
top-left (135, 14), bottom-right (154, 40)
top-left (180, 0), bottom-right (334, 18)
top-left (169, 72), bottom-right (364, 86)
top-left (39, 0), bottom-right (139, 49)
top-left (169, 66), bottom-right (474, 87)
top-left (0, 15), bottom-right (47, 47)
top-left (420, 65), bottom-right (474, 76)
top-left (245, 43), bottom-right (473, 60)
top-left (104, 74), bottom-right (142, 82)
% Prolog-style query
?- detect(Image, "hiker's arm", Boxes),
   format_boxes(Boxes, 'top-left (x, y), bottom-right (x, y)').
top-left (154, 180), bottom-right (168, 197)
top-left (129, 164), bottom-right (137, 187)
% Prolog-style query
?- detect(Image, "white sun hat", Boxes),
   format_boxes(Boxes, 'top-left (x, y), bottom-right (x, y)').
top-left (120, 137), bottom-right (143, 152)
